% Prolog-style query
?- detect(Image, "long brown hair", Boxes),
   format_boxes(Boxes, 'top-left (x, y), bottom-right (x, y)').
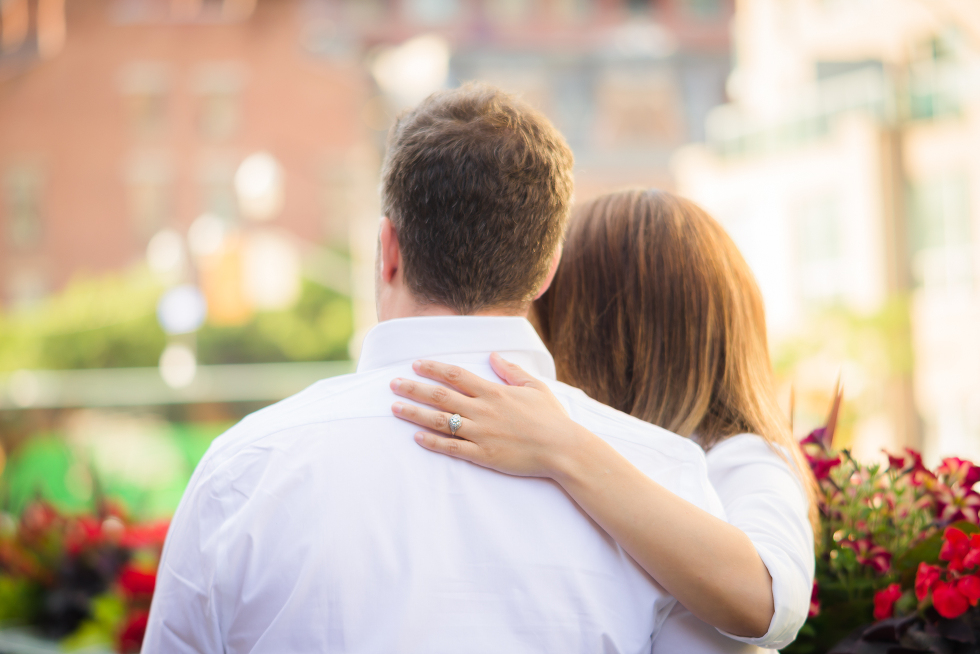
top-left (535, 189), bottom-right (819, 531)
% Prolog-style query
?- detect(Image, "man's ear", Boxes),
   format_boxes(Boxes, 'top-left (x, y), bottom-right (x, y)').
top-left (379, 217), bottom-right (400, 284)
top-left (534, 243), bottom-right (562, 300)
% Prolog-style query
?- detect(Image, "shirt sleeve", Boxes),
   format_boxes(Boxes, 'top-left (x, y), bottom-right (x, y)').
top-left (705, 434), bottom-right (814, 650)
top-left (141, 455), bottom-right (226, 654)
top-left (652, 602), bottom-right (775, 654)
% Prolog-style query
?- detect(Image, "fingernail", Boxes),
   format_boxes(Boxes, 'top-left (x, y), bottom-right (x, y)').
top-left (414, 432), bottom-right (425, 443)
top-left (412, 360), bottom-right (421, 371)
top-left (390, 378), bottom-right (401, 391)
top-left (392, 402), bottom-right (403, 414)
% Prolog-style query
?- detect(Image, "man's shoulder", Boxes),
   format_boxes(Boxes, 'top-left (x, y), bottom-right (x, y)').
top-left (199, 368), bottom-right (393, 471)
top-left (546, 380), bottom-right (724, 517)
top-left (546, 380), bottom-right (707, 465)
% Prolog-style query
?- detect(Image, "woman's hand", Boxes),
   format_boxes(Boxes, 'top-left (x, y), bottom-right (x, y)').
top-left (390, 353), bottom-right (590, 479)
top-left (391, 355), bottom-right (777, 639)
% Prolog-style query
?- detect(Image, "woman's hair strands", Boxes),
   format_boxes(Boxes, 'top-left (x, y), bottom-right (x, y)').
top-left (535, 189), bottom-right (820, 533)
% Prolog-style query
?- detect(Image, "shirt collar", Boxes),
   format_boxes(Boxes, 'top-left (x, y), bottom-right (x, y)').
top-left (356, 316), bottom-right (556, 380)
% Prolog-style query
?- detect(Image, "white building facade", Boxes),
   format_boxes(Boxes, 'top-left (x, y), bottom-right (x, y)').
top-left (674, 0), bottom-right (980, 463)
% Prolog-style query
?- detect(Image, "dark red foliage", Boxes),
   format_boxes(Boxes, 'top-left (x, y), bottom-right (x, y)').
top-left (117, 610), bottom-right (149, 654)
top-left (809, 581), bottom-right (820, 618)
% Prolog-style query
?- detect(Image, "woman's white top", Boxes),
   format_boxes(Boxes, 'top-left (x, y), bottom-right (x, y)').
top-left (652, 433), bottom-right (815, 653)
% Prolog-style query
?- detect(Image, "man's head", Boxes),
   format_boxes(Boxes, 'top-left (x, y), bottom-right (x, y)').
top-left (376, 82), bottom-right (574, 320)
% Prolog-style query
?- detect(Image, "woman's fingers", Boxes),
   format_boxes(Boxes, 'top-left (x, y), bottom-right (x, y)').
top-left (391, 377), bottom-right (469, 412)
top-left (392, 401), bottom-right (472, 437)
top-left (411, 360), bottom-right (489, 396)
top-left (489, 353), bottom-right (544, 389)
top-left (413, 431), bottom-right (483, 463)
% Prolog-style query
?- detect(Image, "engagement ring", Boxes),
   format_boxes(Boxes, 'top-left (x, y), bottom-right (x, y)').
top-left (449, 413), bottom-right (462, 436)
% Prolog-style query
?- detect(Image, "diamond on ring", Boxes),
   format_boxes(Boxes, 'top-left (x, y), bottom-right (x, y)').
top-left (449, 413), bottom-right (462, 436)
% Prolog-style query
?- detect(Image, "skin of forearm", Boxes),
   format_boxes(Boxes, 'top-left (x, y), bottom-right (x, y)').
top-left (551, 424), bottom-right (775, 639)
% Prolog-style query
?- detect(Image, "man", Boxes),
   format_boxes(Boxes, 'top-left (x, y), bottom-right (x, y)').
top-left (143, 83), bottom-right (724, 653)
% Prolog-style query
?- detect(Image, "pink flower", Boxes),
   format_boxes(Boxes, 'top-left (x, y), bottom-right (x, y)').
top-left (915, 562), bottom-right (942, 601)
top-left (809, 454), bottom-right (842, 481)
top-left (809, 581), bottom-right (820, 618)
top-left (873, 583), bottom-right (903, 620)
top-left (934, 484), bottom-right (980, 525)
top-left (802, 427), bottom-right (832, 451)
top-left (938, 457), bottom-right (980, 488)
top-left (884, 447), bottom-right (934, 485)
top-left (841, 538), bottom-right (892, 574)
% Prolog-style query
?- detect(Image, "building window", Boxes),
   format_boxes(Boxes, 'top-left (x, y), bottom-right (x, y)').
top-left (553, 0), bottom-right (590, 22)
top-left (126, 152), bottom-right (173, 238)
top-left (404, 0), bottom-right (459, 25)
top-left (1, 0), bottom-right (30, 56)
top-left (796, 196), bottom-right (844, 301)
top-left (625, 0), bottom-right (651, 16)
top-left (3, 164), bottom-right (43, 251)
top-left (193, 62), bottom-right (246, 141)
top-left (112, 0), bottom-right (255, 23)
top-left (681, 0), bottom-right (724, 19)
top-left (593, 68), bottom-right (686, 149)
top-left (197, 153), bottom-right (238, 221)
top-left (485, 0), bottom-right (533, 25)
top-left (339, 0), bottom-right (388, 25)
top-left (908, 175), bottom-right (973, 290)
top-left (119, 62), bottom-right (170, 140)
top-left (6, 266), bottom-right (47, 307)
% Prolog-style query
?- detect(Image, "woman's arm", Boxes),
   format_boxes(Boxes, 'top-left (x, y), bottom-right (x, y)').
top-left (390, 355), bottom-right (776, 639)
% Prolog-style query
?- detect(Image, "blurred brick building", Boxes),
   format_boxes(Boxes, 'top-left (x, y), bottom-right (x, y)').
top-left (0, 0), bottom-right (368, 309)
top-left (0, 0), bottom-right (733, 313)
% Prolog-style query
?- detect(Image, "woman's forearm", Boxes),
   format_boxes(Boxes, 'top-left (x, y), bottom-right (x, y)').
top-left (552, 424), bottom-right (775, 638)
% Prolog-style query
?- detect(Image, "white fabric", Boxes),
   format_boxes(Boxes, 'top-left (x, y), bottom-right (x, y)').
top-left (142, 316), bottom-right (726, 654)
top-left (655, 434), bottom-right (814, 653)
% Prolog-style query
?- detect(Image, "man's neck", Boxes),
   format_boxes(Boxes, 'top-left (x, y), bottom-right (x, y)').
top-left (378, 297), bottom-right (528, 322)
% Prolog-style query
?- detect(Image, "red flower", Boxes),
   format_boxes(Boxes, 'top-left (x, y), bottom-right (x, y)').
top-left (933, 580), bottom-right (970, 618)
top-left (64, 516), bottom-right (102, 555)
top-left (940, 527), bottom-right (972, 571)
top-left (938, 458), bottom-right (980, 488)
top-left (842, 538), bottom-right (892, 574)
top-left (120, 520), bottom-right (170, 549)
top-left (958, 575), bottom-right (980, 606)
top-left (20, 502), bottom-right (59, 535)
top-left (117, 610), bottom-right (149, 654)
top-left (873, 583), bottom-right (903, 620)
top-left (965, 535), bottom-right (980, 569)
top-left (916, 562), bottom-right (942, 601)
top-left (808, 581), bottom-right (820, 618)
top-left (118, 565), bottom-right (156, 598)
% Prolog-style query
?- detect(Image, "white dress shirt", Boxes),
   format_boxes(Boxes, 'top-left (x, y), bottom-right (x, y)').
top-left (652, 434), bottom-right (815, 653)
top-left (142, 316), bottom-right (725, 654)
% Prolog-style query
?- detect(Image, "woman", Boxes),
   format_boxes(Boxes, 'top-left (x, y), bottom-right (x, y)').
top-left (388, 190), bottom-right (817, 651)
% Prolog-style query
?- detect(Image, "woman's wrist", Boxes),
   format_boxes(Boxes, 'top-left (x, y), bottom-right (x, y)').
top-left (548, 422), bottom-right (609, 488)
